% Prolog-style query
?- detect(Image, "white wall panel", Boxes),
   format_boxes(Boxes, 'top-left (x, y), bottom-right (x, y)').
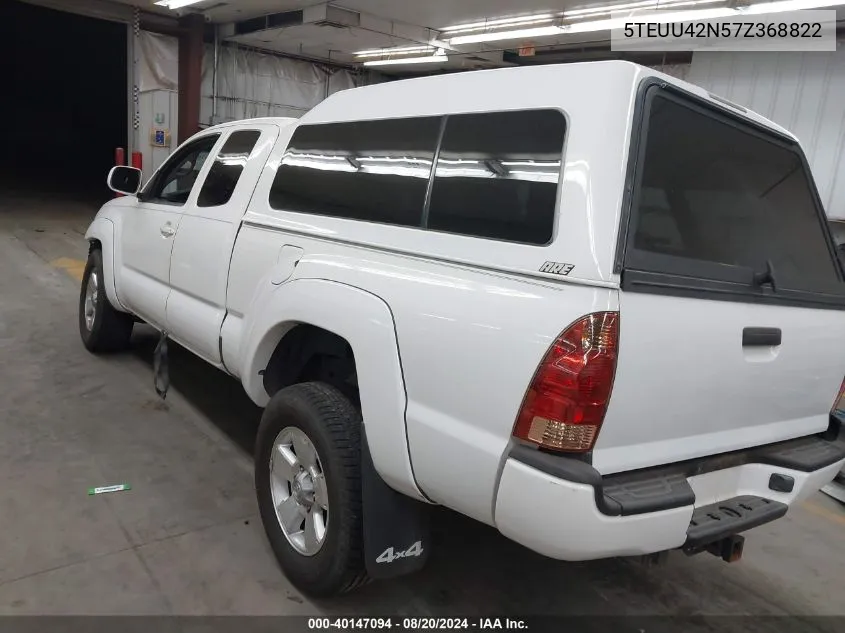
top-left (688, 49), bottom-right (845, 220)
top-left (199, 44), bottom-right (380, 124)
top-left (138, 90), bottom-right (179, 174)
top-left (137, 31), bottom-right (377, 126)
top-left (139, 31), bottom-right (178, 92)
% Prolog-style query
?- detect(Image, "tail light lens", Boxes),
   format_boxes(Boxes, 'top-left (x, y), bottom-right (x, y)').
top-left (512, 312), bottom-right (619, 452)
top-left (832, 377), bottom-right (845, 416)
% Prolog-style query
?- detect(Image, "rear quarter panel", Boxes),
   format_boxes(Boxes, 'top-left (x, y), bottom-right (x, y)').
top-left (230, 223), bottom-right (618, 524)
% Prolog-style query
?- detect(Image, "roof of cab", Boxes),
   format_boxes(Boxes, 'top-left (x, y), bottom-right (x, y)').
top-left (299, 60), bottom-right (795, 143)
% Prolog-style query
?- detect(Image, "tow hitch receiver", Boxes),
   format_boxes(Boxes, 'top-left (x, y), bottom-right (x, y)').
top-left (706, 533), bottom-right (745, 563)
top-left (683, 495), bottom-right (786, 562)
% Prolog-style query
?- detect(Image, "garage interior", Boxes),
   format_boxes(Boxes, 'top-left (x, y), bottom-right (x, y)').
top-left (0, 0), bottom-right (844, 622)
top-left (0, 1), bottom-right (127, 202)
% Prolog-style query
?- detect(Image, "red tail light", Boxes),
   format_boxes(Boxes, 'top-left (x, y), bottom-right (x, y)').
top-left (832, 377), bottom-right (845, 416)
top-left (513, 312), bottom-right (619, 452)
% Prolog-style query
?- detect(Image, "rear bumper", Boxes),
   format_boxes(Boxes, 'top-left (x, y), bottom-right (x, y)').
top-left (494, 433), bottom-right (845, 561)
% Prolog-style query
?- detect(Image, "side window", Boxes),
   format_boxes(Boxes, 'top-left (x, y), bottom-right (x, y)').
top-left (269, 117), bottom-right (441, 227)
top-left (426, 110), bottom-right (566, 245)
top-left (197, 130), bottom-right (261, 208)
top-left (142, 134), bottom-right (220, 205)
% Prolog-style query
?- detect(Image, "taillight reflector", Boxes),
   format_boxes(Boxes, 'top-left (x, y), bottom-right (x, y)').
top-left (512, 312), bottom-right (619, 452)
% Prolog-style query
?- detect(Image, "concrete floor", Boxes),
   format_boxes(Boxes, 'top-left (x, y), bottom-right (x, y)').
top-left (0, 187), bottom-right (844, 623)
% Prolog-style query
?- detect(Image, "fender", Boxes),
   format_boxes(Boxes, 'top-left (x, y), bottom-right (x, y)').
top-left (239, 276), bottom-right (426, 502)
top-left (84, 217), bottom-right (129, 313)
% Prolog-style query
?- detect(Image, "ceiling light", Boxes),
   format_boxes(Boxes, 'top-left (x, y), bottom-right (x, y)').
top-left (444, 0), bottom-right (837, 46)
top-left (443, 17), bottom-right (556, 36)
top-left (363, 54), bottom-right (448, 67)
top-left (564, 0), bottom-right (660, 16)
top-left (354, 45), bottom-right (435, 58)
top-left (154, 0), bottom-right (206, 9)
top-left (448, 25), bottom-right (564, 45)
top-left (440, 14), bottom-right (555, 33)
top-left (565, 0), bottom-right (722, 19)
top-left (566, 6), bottom-right (737, 33)
top-left (740, 0), bottom-right (843, 12)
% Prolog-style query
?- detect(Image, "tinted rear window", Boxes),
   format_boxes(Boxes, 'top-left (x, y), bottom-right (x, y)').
top-left (268, 111), bottom-right (566, 244)
top-left (630, 93), bottom-right (841, 294)
top-left (427, 110), bottom-right (565, 245)
top-left (269, 117), bottom-right (440, 227)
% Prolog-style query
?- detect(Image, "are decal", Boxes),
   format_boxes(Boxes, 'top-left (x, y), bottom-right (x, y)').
top-left (539, 261), bottom-right (575, 276)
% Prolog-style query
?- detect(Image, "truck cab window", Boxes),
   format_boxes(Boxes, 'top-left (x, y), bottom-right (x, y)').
top-left (198, 130), bottom-right (261, 208)
top-left (142, 134), bottom-right (220, 205)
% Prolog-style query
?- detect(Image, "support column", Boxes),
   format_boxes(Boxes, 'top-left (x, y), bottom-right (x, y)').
top-left (178, 13), bottom-right (204, 144)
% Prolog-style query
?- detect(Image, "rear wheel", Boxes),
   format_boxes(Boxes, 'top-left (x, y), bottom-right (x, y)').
top-left (78, 249), bottom-right (134, 353)
top-left (255, 382), bottom-right (368, 597)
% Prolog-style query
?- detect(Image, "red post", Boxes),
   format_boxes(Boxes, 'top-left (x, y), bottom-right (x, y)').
top-left (114, 147), bottom-right (127, 197)
top-left (178, 14), bottom-right (204, 144)
top-left (131, 151), bottom-right (143, 171)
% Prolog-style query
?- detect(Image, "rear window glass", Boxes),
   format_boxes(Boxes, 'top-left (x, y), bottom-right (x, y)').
top-left (427, 110), bottom-right (565, 245)
top-left (630, 93), bottom-right (841, 294)
top-left (269, 117), bottom-right (440, 227)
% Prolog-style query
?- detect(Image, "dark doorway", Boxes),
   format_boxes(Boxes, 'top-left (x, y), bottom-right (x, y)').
top-left (0, 1), bottom-right (128, 204)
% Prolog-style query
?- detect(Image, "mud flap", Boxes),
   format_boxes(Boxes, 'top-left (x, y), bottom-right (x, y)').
top-left (361, 427), bottom-right (431, 579)
top-left (153, 331), bottom-right (170, 400)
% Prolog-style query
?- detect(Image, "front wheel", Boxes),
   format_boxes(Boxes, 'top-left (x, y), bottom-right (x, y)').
top-left (78, 249), bottom-right (134, 353)
top-left (255, 382), bottom-right (369, 597)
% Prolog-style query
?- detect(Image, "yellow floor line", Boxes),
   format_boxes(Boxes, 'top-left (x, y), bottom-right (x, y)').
top-left (50, 257), bottom-right (86, 282)
top-left (802, 500), bottom-right (845, 526)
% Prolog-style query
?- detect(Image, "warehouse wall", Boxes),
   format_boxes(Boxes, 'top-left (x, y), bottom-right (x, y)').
top-left (136, 32), bottom-right (378, 170)
top-left (138, 31), bottom-right (376, 123)
top-left (687, 48), bottom-right (845, 221)
top-left (201, 44), bottom-right (378, 123)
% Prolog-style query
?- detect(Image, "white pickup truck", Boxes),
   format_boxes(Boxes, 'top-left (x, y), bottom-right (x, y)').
top-left (80, 61), bottom-right (845, 598)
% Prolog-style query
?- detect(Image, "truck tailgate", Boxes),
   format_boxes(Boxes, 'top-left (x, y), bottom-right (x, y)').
top-left (593, 291), bottom-right (845, 474)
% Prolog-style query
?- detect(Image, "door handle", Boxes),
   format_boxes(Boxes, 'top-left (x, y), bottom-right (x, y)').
top-left (160, 224), bottom-right (176, 238)
top-left (742, 327), bottom-right (782, 347)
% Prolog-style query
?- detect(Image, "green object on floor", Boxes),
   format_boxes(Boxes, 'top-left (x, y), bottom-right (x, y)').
top-left (87, 484), bottom-right (132, 496)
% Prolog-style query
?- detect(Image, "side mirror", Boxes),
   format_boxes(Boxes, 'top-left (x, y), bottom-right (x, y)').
top-left (107, 166), bottom-right (143, 196)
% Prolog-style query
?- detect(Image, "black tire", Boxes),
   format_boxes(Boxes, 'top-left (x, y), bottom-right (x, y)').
top-left (255, 382), bottom-right (369, 597)
top-left (78, 249), bottom-right (134, 353)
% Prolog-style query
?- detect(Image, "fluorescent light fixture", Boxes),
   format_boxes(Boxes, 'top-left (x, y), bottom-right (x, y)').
top-left (363, 54), bottom-right (448, 67)
top-left (441, 0), bottom-right (839, 46)
top-left (443, 17), bottom-right (556, 36)
top-left (565, 0), bottom-right (722, 19)
top-left (354, 45), bottom-right (435, 58)
top-left (154, 0), bottom-right (206, 9)
top-left (740, 0), bottom-right (843, 12)
top-left (566, 6), bottom-right (738, 33)
top-left (565, 0), bottom-right (660, 17)
top-left (440, 14), bottom-right (555, 33)
top-left (449, 25), bottom-right (564, 45)
top-left (446, 0), bottom-right (727, 44)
